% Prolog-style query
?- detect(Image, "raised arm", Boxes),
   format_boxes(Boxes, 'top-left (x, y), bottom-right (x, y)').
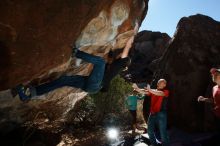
top-left (121, 22), bottom-right (139, 58)
top-left (133, 21), bottom-right (139, 35)
top-left (198, 96), bottom-right (213, 103)
top-left (132, 83), bottom-right (150, 95)
top-left (146, 84), bottom-right (167, 97)
top-left (121, 36), bottom-right (134, 58)
top-left (135, 88), bottom-right (147, 95)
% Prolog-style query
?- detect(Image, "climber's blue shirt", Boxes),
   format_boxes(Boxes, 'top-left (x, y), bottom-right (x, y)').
top-left (126, 95), bottom-right (145, 110)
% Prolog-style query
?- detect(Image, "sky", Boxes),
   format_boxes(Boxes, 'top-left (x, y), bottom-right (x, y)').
top-left (139, 0), bottom-right (220, 37)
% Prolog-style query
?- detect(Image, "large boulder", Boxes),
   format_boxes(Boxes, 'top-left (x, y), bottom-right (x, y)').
top-left (0, 0), bottom-right (149, 133)
top-left (155, 14), bottom-right (220, 132)
top-left (0, 0), bottom-right (148, 90)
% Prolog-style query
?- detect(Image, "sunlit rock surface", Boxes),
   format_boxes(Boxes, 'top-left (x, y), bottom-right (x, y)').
top-left (0, 0), bottom-right (148, 90)
top-left (0, 0), bottom-right (149, 133)
top-left (154, 14), bottom-right (220, 131)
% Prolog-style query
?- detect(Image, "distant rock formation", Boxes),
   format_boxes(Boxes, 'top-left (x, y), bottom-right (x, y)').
top-left (154, 14), bottom-right (220, 132)
top-left (0, 0), bottom-right (149, 133)
top-left (122, 30), bottom-right (171, 83)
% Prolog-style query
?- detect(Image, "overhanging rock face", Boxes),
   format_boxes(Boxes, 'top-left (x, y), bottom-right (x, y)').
top-left (0, 0), bottom-right (149, 133)
top-left (0, 0), bottom-right (148, 90)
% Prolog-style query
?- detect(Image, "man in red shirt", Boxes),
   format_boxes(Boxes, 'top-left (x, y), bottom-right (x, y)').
top-left (198, 68), bottom-right (220, 127)
top-left (134, 79), bottom-right (170, 146)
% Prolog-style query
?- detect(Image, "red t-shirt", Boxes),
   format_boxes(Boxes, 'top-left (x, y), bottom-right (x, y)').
top-left (149, 89), bottom-right (169, 114)
top-left (213, 85), bottom-right (220, 118)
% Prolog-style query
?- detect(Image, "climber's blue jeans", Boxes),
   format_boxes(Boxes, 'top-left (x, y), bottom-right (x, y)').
top-left (148, 111), bottom-right (170, 146)
top-left (34, 50), bottom-right (105, 95)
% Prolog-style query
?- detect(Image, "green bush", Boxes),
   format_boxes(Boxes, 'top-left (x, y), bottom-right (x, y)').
top-left (90, 75), bottom-right (133, 123)
top-left (67, 96), bottom-right (97, 127)
top-left (67, 75), bottom-right (133, 126)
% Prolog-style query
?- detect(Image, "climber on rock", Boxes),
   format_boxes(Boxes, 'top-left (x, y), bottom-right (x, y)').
top-left (15, 49), bottom-right (106, 101)
top-left (100, 37), bottom-right (133, 92)
top-left (100, 22), bottom-right (139, 92)
top-left (13, 22), bottom-right (139, 101)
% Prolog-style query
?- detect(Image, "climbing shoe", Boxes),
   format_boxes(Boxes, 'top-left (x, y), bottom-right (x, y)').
top-left (16, 84), bottom-right (32, 102)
